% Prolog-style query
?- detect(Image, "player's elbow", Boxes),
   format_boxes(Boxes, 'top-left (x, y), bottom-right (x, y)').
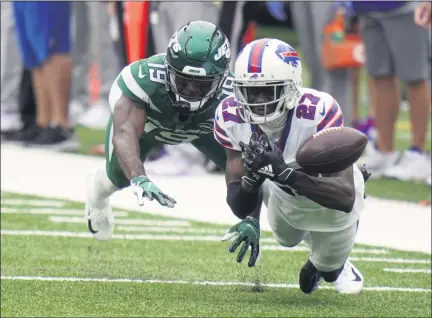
top-left (339, 183), bottom-right (356, 213)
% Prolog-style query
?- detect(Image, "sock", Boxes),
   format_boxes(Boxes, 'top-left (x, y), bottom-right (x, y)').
top-left (86, 163), bottom-right (119, 209)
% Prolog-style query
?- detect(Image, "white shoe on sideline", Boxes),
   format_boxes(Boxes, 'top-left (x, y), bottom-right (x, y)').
top-left (383, 150), bottom-right (431, 183)
top-left (78, 102), bottom-right (111, 129)
top-left (359, 148), bottom-right (399, 179)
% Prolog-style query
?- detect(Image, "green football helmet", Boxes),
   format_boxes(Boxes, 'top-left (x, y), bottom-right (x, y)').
top-left (165, 20), bottom-right (231, 112)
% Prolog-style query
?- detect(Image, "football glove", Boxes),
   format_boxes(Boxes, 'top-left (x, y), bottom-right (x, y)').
top-left (243, 133), bottom-right (295, 183)
top-left (239, 133), bottom-right (267, 189)
top-left (130, 176), bottom-right (176, 208)
top-left (221, 216), bottom-right (261, 267)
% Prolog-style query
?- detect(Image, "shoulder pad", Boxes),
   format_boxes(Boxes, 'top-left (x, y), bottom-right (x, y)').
top-left (214, 96), bottom-right (245, 150)
top-left (315, 93), bottom-right (344, 132)
top-left (293, 89), bottom-right (343, 132)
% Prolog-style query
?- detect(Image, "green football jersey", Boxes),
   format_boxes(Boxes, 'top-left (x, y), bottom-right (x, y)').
top-left (116, 53), bottom-right (234, 145)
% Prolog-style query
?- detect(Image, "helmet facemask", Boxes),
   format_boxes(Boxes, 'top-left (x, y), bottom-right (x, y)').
top-left (165, 61), bottom-right (227, 112)
top-left (233, 79), bottom-right (301, 126)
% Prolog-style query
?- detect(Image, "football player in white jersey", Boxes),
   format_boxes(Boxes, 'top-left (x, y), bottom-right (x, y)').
top-left (214, 38), bottom-right (369, 295)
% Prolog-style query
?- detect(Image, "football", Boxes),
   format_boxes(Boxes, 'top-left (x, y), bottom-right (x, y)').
top-left (295, 127), bottom-right (368, 174)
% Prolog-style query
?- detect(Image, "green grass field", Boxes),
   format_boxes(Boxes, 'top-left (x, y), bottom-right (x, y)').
top-left (1, 191), bottom-right (431, 317)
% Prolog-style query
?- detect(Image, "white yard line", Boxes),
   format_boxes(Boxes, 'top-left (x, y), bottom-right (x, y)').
top-left (383, 268), bottom-right (432, 274)
top-left (116, 225), bottom-right (226, 234)
top-left (262, 245), bottom-right (389, 255)
top-left (349, 257), bottom-right (431, 264)
top-left (1, 230), bottom-right (429, 265)
top-left (1, 199), bottom-right (66, 208)
top-left (1, 208), bottom-right (128, 217)
top-left (1, 275), bottom-right (430, 293)
top-left (48, 216), bottom-right (191, 227)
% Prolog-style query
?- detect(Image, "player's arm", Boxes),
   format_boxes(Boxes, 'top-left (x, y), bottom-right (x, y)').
top-left (222, 147), bottom-right (263, 267)
top-left (112, 95), bottom-right (147, 180)
top-left (247, 131), bottom-right (355, 213)
top-left (225, 148), bottom-right (263, 220)
top-left (215, 102), bottom-right (262, 267)
top-left (280, 166), bottom-right (356, 213)
top-left (111, 62), bottom-right (176, 208)
top-left (282, 92), bottom-right (354, 212)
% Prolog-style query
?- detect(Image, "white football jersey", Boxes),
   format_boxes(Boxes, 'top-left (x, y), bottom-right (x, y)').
top-left (214, 88), bottom-right (365, 232)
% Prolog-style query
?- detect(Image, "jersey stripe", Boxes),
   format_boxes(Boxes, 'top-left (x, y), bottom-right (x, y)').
top-left (247, 39), bottom-right (269, 73)
top-left (213, 128), bottom-right (233, 149)
top-left (317, 99), bottom-right (342, 131)
top-left (214, 119), bottom-right (228, 137)
top-left (121, 64), bottom-right (162, 113)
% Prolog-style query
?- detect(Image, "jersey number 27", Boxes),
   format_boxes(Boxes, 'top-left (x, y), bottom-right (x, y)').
top-left (296, 93), bottom-right (321, 120)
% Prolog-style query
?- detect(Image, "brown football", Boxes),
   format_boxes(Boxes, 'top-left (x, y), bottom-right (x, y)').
top-left (295, 127), bottom-right (368, 174)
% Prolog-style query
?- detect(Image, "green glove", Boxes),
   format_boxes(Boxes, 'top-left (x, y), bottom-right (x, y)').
top-left (130, 176), bottom-right (176, 208)
top-left (221, 216), bottom-right (261, 267)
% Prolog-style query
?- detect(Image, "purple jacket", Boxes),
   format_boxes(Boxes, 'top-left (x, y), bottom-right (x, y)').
top-left (351, 1), bottom-right (407, 14)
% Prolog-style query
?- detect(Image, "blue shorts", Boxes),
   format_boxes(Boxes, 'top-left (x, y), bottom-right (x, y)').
top-left (13, 1), bottom-right (71, 69)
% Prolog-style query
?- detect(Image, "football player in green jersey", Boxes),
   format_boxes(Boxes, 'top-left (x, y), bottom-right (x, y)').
top-left (85, 20), bottom-right (233, 241)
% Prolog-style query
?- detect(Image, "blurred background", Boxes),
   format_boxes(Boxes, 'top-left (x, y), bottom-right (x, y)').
top-left (1, 1), bottom-right (431, 204)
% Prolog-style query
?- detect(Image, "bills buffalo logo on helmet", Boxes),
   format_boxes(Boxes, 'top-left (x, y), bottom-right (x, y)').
top-left (275, 44), bottom-right (300, 68)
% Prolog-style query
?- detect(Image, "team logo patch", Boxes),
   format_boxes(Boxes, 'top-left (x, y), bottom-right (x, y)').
top-left (198, 122), bottom-right (214, 133)
top-left (275, 44), bottom-right (300, 68)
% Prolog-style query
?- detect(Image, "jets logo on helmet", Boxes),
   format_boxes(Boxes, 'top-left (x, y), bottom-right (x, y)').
top-left (215, 38), bottom-right (231, 61)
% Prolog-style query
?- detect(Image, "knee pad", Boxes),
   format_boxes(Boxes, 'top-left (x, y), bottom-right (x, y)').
top-left (319, 263), bottom-right (345, 283)
top-left (299, 259), bottom-right (322, 294)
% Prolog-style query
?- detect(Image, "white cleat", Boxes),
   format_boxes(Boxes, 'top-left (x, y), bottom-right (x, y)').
top-left (383, 150), bottom-right (431, 183)
top-left (334, 260), bottom-right (364, 294)
top-left (360, 148), bottom-right (399, 179)
top-left (86, 203), bottom-right (114, 241)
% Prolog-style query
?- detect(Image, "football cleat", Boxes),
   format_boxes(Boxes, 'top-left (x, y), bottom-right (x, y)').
top-left (299, 259), bottom-right (324, 294)
top-left (86, 203), bottom-right (114, 241)
top-left (334, 260), bottom-right (364, 294)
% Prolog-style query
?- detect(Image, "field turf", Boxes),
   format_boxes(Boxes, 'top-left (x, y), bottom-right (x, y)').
top-left (1, 191), bottom-right (431, 317)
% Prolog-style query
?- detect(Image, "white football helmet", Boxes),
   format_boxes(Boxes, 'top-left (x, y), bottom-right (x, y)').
top-left (233, 38), bottom-right (303, 126)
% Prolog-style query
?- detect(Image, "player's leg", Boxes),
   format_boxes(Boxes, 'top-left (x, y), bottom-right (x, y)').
top-left (308, 221), bottom-right (363, 294)
top-left (266, 194), bottom-right (324, 293)
top-left (359, 15), bottom-right (400, 176)
top-left (267, 195), bottom-right (306, 247)
top-left (1, 2), bottom-right (23, 134)
top-left (86, 114), bottom-right (162, 241)
top-left (26, 2), bottom-right (77, 149)
top-left (381, 13), bottom-right (431, 182)
top-left (12, 2), bottom-right (49, 142)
